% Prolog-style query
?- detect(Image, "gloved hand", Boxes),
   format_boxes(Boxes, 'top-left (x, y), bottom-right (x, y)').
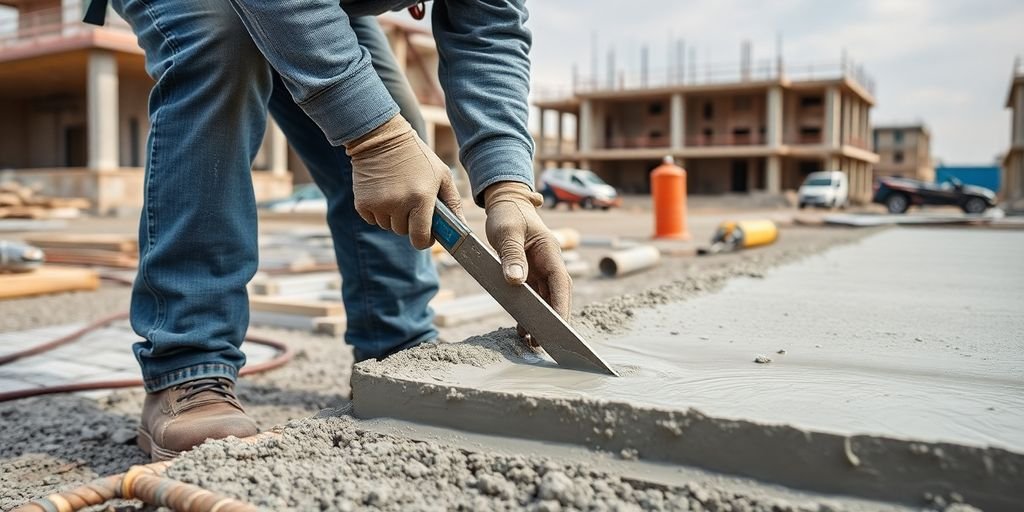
top-left (484, 182), bottom-right (572, 325)
top-left (346, 114), bottom-right (463, 249)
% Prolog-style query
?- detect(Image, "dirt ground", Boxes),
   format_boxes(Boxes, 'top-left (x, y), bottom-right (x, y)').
top-left (0, 211), bottom-right (902, 510)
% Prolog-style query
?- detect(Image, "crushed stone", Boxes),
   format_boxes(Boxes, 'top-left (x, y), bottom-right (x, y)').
top-left (164, 414), bottom-right (857, 512)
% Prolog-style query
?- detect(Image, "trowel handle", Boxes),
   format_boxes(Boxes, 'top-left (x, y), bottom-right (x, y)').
top-left (432, 199), bottom-right (470, 253)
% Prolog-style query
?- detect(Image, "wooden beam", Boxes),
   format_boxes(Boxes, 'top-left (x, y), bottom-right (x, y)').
top-left (0, 266), bottom-right (100, 299)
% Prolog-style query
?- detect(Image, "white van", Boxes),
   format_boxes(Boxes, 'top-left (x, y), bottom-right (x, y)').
top-left (797, 171), bottom-right (848, 209)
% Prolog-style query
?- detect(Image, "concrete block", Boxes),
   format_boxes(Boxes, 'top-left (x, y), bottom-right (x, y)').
top-left (352, 229), bottom-right (1024, 510)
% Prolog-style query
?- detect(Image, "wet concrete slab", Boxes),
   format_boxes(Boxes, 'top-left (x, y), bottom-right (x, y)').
top-left (353, 228), bottom-right (1024, 508)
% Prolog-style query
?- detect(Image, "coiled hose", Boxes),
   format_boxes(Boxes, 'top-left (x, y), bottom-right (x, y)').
top-left (0, 311), bottom-right (294, 402)
top-left (12, 431), bottom-right (283, 512)
top-left (2, 291), bottom-right (295, 509)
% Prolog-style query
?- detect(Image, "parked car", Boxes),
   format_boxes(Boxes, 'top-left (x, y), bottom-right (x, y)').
top-left (257, 183), bottom-right (327, 213)
top-left (872, 176), bottom-right (996, 214)
top-left (538, 168), bottom-right (621, 210)
top-left (797, 171), bottom-right (848, 209)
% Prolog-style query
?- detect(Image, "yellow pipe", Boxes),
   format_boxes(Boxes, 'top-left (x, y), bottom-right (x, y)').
top-left (734, 219), bottom-right (778, 248)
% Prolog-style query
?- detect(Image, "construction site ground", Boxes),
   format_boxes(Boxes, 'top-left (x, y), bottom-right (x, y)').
top-left (0, 203), bottom-right (1016, 510)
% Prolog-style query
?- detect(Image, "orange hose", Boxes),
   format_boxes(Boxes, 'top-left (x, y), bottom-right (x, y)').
top-left (11, 432), bottom-right (281, 511)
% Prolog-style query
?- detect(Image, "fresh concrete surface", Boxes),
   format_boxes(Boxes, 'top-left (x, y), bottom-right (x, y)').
top-left (353, 228), bottom-right (1024, 509)
top-left (453, 228), bottom-right (1024, 450)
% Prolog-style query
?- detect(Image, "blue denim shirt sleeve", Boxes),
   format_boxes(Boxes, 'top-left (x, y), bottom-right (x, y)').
top-left (226, 0), bottom-right (400, 145)
top-left (433, 0), bottom-right (536, 205)
top-left (227, 0), bottom-right (536, 206)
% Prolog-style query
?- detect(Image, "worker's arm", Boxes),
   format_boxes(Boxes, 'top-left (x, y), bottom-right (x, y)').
top-left (226, 0), bottom-right (462, 249)
top-left (433, 0), bottom-right (571, 321)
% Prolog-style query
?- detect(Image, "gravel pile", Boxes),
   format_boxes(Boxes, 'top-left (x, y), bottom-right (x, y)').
top-left (166, 414), bottom-right (842, 512)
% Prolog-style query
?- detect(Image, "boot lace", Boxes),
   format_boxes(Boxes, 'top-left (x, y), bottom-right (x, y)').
top-left (173, 377), bottom-right (243, 412)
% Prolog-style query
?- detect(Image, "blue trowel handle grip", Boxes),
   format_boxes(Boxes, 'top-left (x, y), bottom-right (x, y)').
top-left (432, 199), bottom-right (469, 253)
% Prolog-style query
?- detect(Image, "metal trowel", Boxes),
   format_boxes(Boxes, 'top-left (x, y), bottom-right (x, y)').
top-left (432, 200), bottom-right (618, 376)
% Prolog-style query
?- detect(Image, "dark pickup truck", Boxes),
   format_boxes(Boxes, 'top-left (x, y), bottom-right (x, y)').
top-left (872, 177), bottom-right (996, 214)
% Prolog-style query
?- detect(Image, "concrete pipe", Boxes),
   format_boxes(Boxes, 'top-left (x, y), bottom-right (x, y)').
top-left (551, 228), bottom-right (581, 250)
top-left (598, 246), bottom-right (660, 278)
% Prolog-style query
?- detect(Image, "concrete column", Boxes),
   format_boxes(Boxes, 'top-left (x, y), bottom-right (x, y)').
top-left (766, 155), bottom-right (781, 193)
top-left (766, 86), bottom-right (782, 147)
top-left (860, 100), bottom-right (868, 144)
top-left (844, 95), bottom-right (853, 146)
top-left (824, 86), bottom-right (841, 148)
top-left (266, 119), bottom-right (288, 177)
top-left (747, 157), bottom-right (758, 191)
top-left (579, 100), bottom-right (593, 151)
top-left (537, 108), bottom-right (547, 156)
top-left (670, 92), bottom-right (685, 149)
top-left (1016, 84), bottom-right (1024, 146)
top-left (556, 112), bottom-right (565, 155)
top-left (87, 51), bottom-right (119, 171)
top-left (851, 99), bottom-right (861, 147)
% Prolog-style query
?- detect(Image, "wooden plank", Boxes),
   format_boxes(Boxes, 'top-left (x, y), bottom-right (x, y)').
top-left (249, 296), bottom-right (344, 317)
top-left (251, 289), bottom-right (456, 334)
top-left (24, 234), bottom-right (137, 253)
top-left (41, 248), bottom-right (138, 268)
top-left (0, 266), bottom-right (100, 299)
top-left (313, 316), bottom-right (346, 337)
top-left (250, 271), bottom-right (340, 296)
top-left (0, 206), bottom-right (46, 219)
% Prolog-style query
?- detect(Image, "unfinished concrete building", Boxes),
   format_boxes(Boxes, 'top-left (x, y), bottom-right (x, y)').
top-left (0, 1), bottom-right (456, 213)
top-left (1003, 58), bottom-right (1024, 211)
top-left (534, 51), bottom-right (880, 203)
top-left (872, 124), bottom-right (933, 182)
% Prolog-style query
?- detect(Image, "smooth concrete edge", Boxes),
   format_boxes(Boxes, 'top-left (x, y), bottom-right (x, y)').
top-left (351, 367), bottom-right (1024, 510)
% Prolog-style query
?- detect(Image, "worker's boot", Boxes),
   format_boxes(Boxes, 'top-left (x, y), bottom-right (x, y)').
top-left (137, 377), bottom-right (258, 461)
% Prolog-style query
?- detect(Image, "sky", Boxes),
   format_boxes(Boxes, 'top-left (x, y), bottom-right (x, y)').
top-left (525, 0), bottom-right (1024, 164)
top-left (2, 2), bottom-right (1020, 163)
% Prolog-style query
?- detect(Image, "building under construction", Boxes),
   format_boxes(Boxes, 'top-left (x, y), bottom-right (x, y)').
top-left (872, 124), bottom-right (933, 182)
top-left (534, 43), bottom-right (880, 204)
top-left (0, 0), bottom-right (457, 213)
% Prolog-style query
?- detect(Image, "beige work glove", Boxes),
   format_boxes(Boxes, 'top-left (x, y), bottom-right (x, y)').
top-left (484, 182), bottom-right (572, 331)
top-left (346, 114), bottom-right (463, 249)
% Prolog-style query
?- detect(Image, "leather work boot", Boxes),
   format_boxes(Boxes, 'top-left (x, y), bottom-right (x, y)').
top-left (138, 377), bottom-right (258, 461)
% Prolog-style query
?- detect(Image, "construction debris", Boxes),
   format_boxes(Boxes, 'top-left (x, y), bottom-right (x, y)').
top-left (550, 228), bottom-right (581, 250)
top-left (698, 220), bottom-right (778, 255)
top-left (598, 245), bottom-right (660, 277)
top-left (249, 271), bottom-right (340, 298)
top-left (249, 289), bottom-right (456, 334)
top-left (22, 234), bottom-right (138, 268)
top-left (0, 241), bottom-right (44, 273)
top-left (0, 182), bottom-right (90, 219)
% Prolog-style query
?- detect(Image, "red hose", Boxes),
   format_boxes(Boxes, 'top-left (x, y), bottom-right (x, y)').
top-left (0, 310), bottom-right (294, 402)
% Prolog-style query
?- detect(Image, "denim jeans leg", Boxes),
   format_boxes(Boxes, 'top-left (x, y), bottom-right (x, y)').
top-left (266, 16), bottom-right (439, 362)
top-left (110, 0), bottom-right (273, 391)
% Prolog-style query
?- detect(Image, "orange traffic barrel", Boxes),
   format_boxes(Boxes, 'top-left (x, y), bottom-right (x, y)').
top-left (651, 156), bottom-right (690, 240)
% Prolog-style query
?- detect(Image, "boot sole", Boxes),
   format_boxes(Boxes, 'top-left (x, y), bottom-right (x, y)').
top-left (137, 426), bottom-right (181, 462)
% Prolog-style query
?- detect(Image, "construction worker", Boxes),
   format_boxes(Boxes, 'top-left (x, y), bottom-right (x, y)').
top-left (84, 0), bottom-right (570, 460)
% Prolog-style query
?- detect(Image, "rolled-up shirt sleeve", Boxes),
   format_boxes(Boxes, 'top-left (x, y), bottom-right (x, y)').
top-left (433, 0), bottom-right (536, 206)
top-left (227, 0), bottom-right (399, 145)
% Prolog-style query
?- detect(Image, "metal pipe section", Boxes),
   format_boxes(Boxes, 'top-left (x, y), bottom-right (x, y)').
top-left (598, 245), bottom-right (660, 277)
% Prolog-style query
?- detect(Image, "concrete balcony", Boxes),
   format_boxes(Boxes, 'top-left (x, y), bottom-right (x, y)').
top-left (686, 133), bottom-right (766, 147)
top-left (0, 0), bottom-right (139, 63)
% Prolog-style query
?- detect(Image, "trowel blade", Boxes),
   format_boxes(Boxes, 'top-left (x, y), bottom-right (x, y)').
top-left (432, 200), bottom-right (619, 376)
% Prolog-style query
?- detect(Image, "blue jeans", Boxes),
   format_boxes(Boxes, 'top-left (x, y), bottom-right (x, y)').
top-left (111, 0), bottom-right (439, 392)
